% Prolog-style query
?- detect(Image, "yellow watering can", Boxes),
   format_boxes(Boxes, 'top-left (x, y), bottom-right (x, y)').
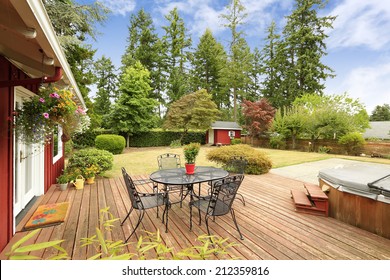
top-left (72, 175), bottom-right (85, 190)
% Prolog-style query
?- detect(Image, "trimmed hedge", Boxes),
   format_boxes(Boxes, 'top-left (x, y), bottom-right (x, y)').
top-left (129, 131), bottom-right (206, 147)
top-left (95, 134), bottom-right (126, 154)
top-left (206, 144), bottom-right (272, 175)
top-left (73, 129), bottom-right (114, 148)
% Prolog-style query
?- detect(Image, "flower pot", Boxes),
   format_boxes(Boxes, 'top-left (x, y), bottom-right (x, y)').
top-left (185, 163), bottom-right (195, 175)
top-left (86, 176), bottom-right (95, 185)
top-left (59, 183), bottom-right (68, 191)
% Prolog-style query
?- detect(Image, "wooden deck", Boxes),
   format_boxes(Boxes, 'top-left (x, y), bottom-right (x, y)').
top-left (2, 173), bottom-right (390, 260)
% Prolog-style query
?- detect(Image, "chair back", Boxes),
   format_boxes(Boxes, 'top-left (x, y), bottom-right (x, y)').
top-left (208, 174), bottom-right (244, 216)
top-left (157, 153), bottom-right (181, 170)
top-left (121, 167), bottom-right (143, 210)
top-left (224, 156), bottom-right (247, 175)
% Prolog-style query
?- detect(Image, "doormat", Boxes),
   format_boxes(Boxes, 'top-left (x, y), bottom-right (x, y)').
top-left (23, 202), bottom-right (70, 231)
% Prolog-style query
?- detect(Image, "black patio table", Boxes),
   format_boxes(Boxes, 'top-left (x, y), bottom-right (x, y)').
top-left (150, 166), bottom-right (229, 202)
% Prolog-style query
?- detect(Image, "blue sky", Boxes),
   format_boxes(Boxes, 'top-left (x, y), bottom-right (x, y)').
top-left (82, 0), bottom-right (390, 114)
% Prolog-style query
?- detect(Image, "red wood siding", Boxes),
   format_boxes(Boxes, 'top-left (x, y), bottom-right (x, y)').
top-left (0, 57), bottom-right (13, 253)
top-left (214, 129), bottom-right (241, 145)
top-left (0, 55), bottom-right (64, 252)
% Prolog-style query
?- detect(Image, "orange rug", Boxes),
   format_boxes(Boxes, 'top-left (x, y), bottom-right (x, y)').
top-left (23, 202), bottom-right (70, 231)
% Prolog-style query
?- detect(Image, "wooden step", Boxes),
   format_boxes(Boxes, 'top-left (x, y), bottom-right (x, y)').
top-left (291, 189), bottom-right (312, 207)
top-left (291, 189), bottom-right (328, 217)
top-left (304, 183), bottom-right (328, 200)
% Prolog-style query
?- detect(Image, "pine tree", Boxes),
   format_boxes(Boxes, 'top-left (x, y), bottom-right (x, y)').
top-left (93, 56), bottom-right (117, 118)
top-left (220, 0), bottom-right (252, 121)
top-left (162, 8), bottom-right (192, 104)
top-left (190, 29), bottom-right (228, 109)
top-left (121, 9), bottom-right (165, 116)
top-left (278, 0), bottom-right (336, 106)
top-left (108, 61), bottom-right (158, 144)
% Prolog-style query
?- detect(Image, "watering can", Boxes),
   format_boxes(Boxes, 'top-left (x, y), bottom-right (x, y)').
top-left (72, 175), bottom-right (85, 190)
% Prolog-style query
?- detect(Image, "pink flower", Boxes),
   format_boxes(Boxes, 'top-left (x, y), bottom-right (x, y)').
top-left (39, 98), bottom-right (45, 103)
top-left (49, 92), bottom-right (60, 98)
top-left (76, 106), bottom-right (86, 115)
top-left (43, 113), bottom-right (49, 119)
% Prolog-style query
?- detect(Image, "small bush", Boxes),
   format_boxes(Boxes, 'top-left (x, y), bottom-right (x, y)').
top-left (170, 139), bottom-right (182, 148)
top-left (206, 144), bottom-right (272, 175)
top-left (67, 148), bottom-right (113, 175)
top-left (269, 134), bottom-right (286, 149)
top-left (95, 134), bottom-right (126, 154)
top-left (318, 146), bottom-right (331, 154)
top-left (338, 132), bottom-right (366, 155)
top-left (230, 138), bottom-right (242, 145)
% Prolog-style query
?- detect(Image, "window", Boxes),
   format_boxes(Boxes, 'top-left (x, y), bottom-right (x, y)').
top-left (52, 125), bottom-right (63, 163)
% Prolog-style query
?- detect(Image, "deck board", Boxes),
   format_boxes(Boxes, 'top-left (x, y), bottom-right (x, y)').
top-left (2, 173), bottom-right (390, 260)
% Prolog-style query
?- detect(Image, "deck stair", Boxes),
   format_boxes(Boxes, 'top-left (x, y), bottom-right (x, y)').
top-left (291, 183), bottom-right (328, 217)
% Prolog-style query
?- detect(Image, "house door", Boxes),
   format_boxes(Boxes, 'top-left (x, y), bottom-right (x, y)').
top-left (13, 87), bottom-right (44, 217)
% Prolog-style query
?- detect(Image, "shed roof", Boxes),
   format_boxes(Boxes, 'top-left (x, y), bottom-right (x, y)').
top-left (363, 121), bottom-right (390, 139)
top-left (211, 121), bottom-right (242, 130)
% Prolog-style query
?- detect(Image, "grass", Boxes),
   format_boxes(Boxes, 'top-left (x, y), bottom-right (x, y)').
top-left (101, 145), bottom-right (390, 178)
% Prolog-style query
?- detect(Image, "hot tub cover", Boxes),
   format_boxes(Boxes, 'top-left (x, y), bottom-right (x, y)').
top-left (318, 164), bottom-right (390, 199)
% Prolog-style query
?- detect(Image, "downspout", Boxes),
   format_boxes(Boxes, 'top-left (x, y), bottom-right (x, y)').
top-left (0, 67), bottom-right (62, 88)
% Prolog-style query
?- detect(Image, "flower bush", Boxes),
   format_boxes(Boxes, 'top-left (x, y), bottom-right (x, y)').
top-left (83, 164), bottom-right (99, 179)
top-left (14, 86), bottom-right (88, 145)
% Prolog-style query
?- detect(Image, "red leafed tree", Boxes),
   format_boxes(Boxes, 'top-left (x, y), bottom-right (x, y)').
top-left (242, 98), bottom-right (276, 141)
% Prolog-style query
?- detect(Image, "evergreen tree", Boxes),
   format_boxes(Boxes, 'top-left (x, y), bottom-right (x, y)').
top-left (121, 9), bottom-right (165, 117)
top-left (190, 29), bottom-right (228, 109)
top-left (370, 104), bottom-right (390, 121)
top-left (162, 8), bottom-right (192, 104)
top-left (278, 0), bottom-right (336, 107)
top-left (220, 0), bottom-right (252, 121)
top-left (93, 56), bottom-right (117, 122)
top-left (108, 61), bottom-right (158, 144)
top-left (260, 21), bottom-right (283, 108)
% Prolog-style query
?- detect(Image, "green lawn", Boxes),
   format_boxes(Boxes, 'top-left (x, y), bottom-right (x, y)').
top-left (102, 146), bottom-right (390, 178)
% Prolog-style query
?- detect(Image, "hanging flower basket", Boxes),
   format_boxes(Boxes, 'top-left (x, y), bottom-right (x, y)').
top-left (13, 86), bottom-right (89, 145)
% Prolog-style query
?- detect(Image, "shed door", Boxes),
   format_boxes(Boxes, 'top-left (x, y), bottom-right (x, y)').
top-left (14, 87), bottom-right (44, 217)
top-left (208, 129), bottom-right (214, 144)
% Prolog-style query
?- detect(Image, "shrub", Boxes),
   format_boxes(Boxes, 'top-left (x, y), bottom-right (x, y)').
top-left (338, 132), bottom-right (366, 155)
top-left (318, 146), bottom-right (331, 154)
top-left (95, 134), bottom-right (126, 154)
top-left (206, 144), bottom-right (272, 175)
top-left (129, 131), bottom-right (206, 147)
top-left (230, 138), bottom-right (242, 145)
top-left (269, 134), bottom-right (286, 149)
top-left (67, 148), bottom-right (113, 176)
top-left (170, 139), bottom-right (182, 148)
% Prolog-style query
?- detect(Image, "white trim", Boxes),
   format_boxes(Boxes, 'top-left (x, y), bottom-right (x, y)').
top-left (53, 126), bottom-right (63, 164)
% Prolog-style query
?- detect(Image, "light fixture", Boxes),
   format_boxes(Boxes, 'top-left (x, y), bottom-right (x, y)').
top-left (20, 27), bottom-right (37, 39)
top-left (43, 56), bottom-right (54, 65)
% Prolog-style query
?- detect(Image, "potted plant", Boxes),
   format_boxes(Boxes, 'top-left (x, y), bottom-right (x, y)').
top-left (183, 142), bottom-right (200, 174)
top-left (83, 164), bottom-right (99, 185)
top-left (56, 172), bottom-right (70, 191)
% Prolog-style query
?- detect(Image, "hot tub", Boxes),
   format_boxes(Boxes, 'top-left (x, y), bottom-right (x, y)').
top-left (318, 164), bottom-right (390, 239)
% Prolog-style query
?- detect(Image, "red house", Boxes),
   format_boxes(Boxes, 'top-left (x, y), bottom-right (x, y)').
top-left (206, 121), bottom-right (242, 145)
top-left (0, 1), bottom-right (85, 252)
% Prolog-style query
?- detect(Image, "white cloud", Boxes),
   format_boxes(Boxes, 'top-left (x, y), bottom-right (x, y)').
top-left (327, 0), bottom-right (390, 50)
top-left (100, 0), bottom-right (136, 16)
top-left (338, 62), bottom-right (390, 113)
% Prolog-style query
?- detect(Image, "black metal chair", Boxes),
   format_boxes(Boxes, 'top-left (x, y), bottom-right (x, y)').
top-left (157, 153), bottom-right (189, 207)
top-left (190, 174), bottom-right (245, 240)
top-left (120, 167), bottom-right (169, 242)
top-left (208, 156), bottom-right (247, 205)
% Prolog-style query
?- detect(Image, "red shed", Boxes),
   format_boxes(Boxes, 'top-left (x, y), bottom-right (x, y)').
top-left (0, 1), bottom-right (85, 252)
top-left (206, 121), bottom-right (242, 145)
